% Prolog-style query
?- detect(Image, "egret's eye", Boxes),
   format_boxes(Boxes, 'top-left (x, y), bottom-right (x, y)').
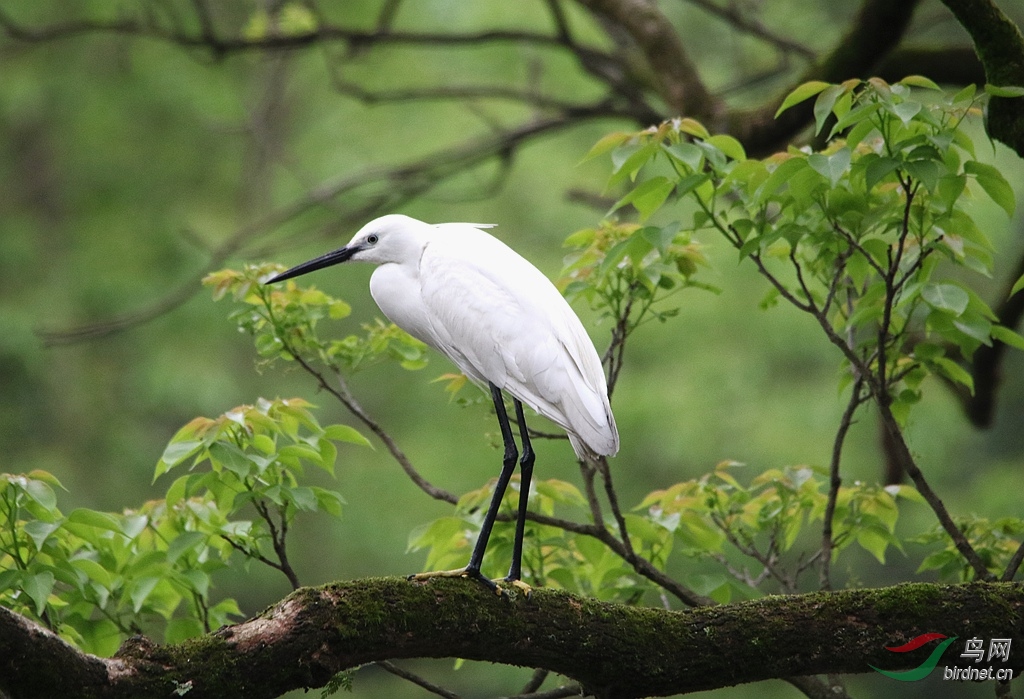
top-left (366, 234), bottom-right (379, 245)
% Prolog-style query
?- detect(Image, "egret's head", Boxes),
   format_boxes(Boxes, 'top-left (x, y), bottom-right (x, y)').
top-left (266, 214), bottom-right (428, 284)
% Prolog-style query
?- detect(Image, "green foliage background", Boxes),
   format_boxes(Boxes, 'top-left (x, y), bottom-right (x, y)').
top-left (2, 2), bottom-right (1024, 697)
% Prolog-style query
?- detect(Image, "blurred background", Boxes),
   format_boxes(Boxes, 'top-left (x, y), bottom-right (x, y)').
top-left (1, 1), bottom-right (1023, 697)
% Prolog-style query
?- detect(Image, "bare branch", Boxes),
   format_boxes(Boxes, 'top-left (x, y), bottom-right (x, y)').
top-left (286, 348), bottom-right (460, 506)
top-left (574, 0), bottom-right (716, 119)
top-left (0, 8), bottom-right (585, 55)
top-left (38, 112), bottom-right (590, 345)
top-left (501, 685), bottom-right (586, 699)
top-left (820, 377), bottom-right (867, 590)
top-left (1003, 540), bottom-right (1024, 582)
top-left (682, 0), bottom-right (816, 58)
top-left (375, 660), bottom-right (461, 699)
top-left (728, 0), bottom-right (924, 156)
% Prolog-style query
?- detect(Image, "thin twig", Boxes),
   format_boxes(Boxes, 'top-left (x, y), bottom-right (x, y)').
top-left (375, 660), bottom-right (461, 699)
top-left (289, 350), bottom-right (459, 505)
top-left (500, 685), bottom-right (586, 699)
top-left (682, 0), bottom-right (816, 58)
top-left (596, 456), bottom-right (636, 564)
top-left (820, 376), bottom-right (866, 590)
top-left (1001, 540), bottom-right (1024, 582)
top-left (519, 668), bottom-right (549, 695)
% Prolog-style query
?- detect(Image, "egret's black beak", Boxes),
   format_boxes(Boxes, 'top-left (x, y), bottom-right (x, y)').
top-left (266, 245), bottom-right (358, 284)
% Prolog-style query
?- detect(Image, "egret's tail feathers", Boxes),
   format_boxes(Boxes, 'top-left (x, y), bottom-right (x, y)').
top-left (568, 420), bottom-right (619, 461)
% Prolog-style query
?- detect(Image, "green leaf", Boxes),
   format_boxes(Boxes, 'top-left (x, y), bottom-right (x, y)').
top-left (610, 176), bottom-right (675, 221)
top-left (23, 520), bottom-right (61, 550)
top-left (279, 443), bottom-right (323, 465)
top-left (892, 100), bottom-right (922, 124)
top-left (864, 156), bottom-right (900, 191)
top-left (953, 312), bottom-right (993, 345)
top-left (857, 524), bottom-right (897, 564)
top-left (130, 576), bottom-right (161, 613)
top-left (921, 283), bottom-right (970, 316)
top-left (807, 148), bottom-right (850, 186)
top-left (67, 508), bottom-right (123, 533)
top-left (23, 571), bottom-right (55, 616)
top-left (952, 84), bottom-right (977, 104)
top-left (328, 300), bottom-right (352, 319)
top-left (324, 424), bottom-right (371, 448)
top-left (167, 531), bottom-right (207, 564)
top-left (705, 134), bottom-right (746, 162)
top-left (311, 487), bottom-right (346, 518)
top-left (23, 479), bottom-right (57, 511)
top-left (984, 84), bottom-right (1024, 98)
top-left (71, 558), bottom-right (114, 588)
top-left (829, 101), bottom-right (883, 139)
top-left (581, 131), bottom-right (633, 163)
top-left (279, 4), bottom-right (317, 34)
top-left (991, 325), bottom-right (1024, 351)
top-left (121, 514), bottom-right (148, 539)
top-left (1011, 273), bottom-right (1024, 299)
top-left (158, 439), bottom-right (203, 472)
top-left (756, 156), bottom-right (808, 203)
top-left (662, 142), bottom-right (703, 170)
top-left (965, 161), bottom-right (1016, 217)
top-left (209, 442), bottom-right (255, 477)
top-left (608, 142), bottom-right (659, 187)
top-left (905, 159), bottom-right (939, 191)
top-left (813, 84), bottom-right (846, 135)
top-left (253, 434), bottom-right (276, 455)
top-left (676, 118), bottom-right (710, 139)
top-left (899, 75), bottom-right (942, 91)
top-left (288, 486), bottom-right (318, 511)
top-left (932, 357), bottom-right (974, 393)
top-left (775, 80), bottom-right (831, 117)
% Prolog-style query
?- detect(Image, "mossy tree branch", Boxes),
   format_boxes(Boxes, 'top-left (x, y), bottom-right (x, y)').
top-left (941, 0), bottom-right (1024, 156)
top-left (1, 578), bottom-right (1022, 699)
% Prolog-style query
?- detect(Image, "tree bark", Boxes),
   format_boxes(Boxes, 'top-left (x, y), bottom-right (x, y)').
top-left (1, 578), bottom-right (1022, 699)
top-left (941, 0), bottom-right (1024, 157)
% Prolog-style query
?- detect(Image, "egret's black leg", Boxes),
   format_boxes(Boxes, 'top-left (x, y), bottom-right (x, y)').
top-left (459, 382), bottom-right (519, 591)
top-left (506, 398), bottom-right (534, 583)
top-left (407, 383), bottom-right (530, 596)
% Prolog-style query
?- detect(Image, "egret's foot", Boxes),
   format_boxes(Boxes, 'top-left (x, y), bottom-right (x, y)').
top-left (498, 577), bottom-right (533, 599)
top-left (407, 568), bottom-right (504, 596)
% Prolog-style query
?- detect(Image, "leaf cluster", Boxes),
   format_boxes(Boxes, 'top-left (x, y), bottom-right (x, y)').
top-left (639, 462), bottom-right (924, 597)
top-left (204, 265), bottom-right (429, 373)
top-left (0, 470), bottom-right (240, 655)
top-left (592, 78), bottom-right (1024, 425)
top-left (0, 397), bottom-right (365, 656)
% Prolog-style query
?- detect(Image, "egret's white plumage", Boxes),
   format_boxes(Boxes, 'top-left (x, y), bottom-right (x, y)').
top-left (267, 214), bottom-right (618, 592)
top-left (293, 214), bottom-right (617, 458)
top-left (355, 215), bottom-right (618, 459)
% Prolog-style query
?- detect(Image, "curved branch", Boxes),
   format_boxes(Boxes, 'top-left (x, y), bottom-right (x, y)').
top-left (729, 0), bottom-right (924, 155)
top-left (37, 112), bottom-right (593, 345)
top-left (574, 0), bottom-right (716, 119)
top-left (0, 7), bottom-right (581, 55)
top-left (682, 0), bottom-right (816, 59)
top-left (2, 578), bottom-right (1021, 699)
top-left (940, 0), bottom-right (1024, 157)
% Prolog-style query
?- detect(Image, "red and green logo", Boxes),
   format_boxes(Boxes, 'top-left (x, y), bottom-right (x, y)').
top-left (870, 633), bottom-right (958, 681)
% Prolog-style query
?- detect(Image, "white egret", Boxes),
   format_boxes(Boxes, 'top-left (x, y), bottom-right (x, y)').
top-left (267, 214), bottom-right (618, 594)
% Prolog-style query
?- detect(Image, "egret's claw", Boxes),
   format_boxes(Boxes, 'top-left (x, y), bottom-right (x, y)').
top-left (498, 578), bottom-right (533, 599)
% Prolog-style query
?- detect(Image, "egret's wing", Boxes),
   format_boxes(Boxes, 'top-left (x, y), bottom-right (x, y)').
top-left (418, 227), bottom-right (618, 457)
